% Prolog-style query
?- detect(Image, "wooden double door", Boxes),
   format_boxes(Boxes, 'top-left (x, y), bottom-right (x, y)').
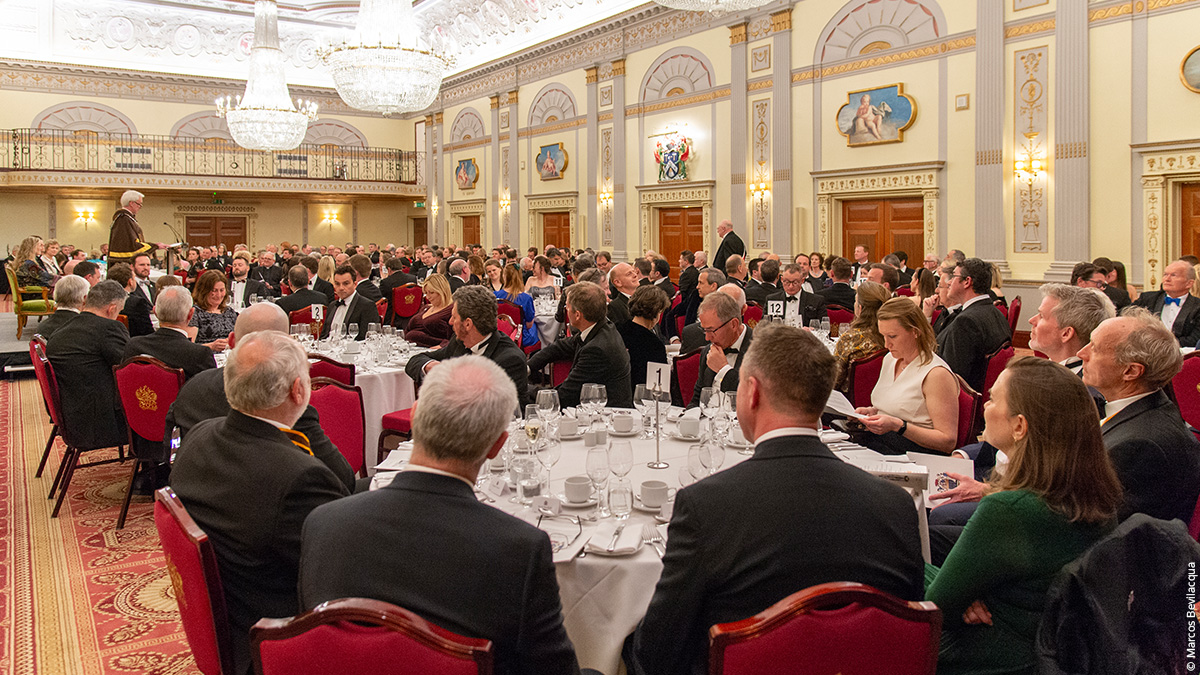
top-left (658, 207), bottom-right (704, 282)
top-left (841, 198), bottom-right (924, 262)
top-left (542, 212), bottom-right (571, 250)
top-left (460, 215), bottom-right (481, 247)
top-left (1181, 184), bottom-right (1200, 258)
top-left (186, 217), bottom-right (247, 249)
top-left (412, 217), bottom-right (428, 247)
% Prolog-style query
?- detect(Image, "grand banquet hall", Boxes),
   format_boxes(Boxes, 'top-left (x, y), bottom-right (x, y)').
top-left (1, 0), bottom-right (1199, 673)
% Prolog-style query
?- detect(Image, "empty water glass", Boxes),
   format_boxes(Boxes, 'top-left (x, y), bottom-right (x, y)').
top-left (609, 477), bottom-right (633, 518)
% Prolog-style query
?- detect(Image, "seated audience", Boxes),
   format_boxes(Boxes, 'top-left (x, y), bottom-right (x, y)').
top-left (527, 281), bottom-right (633, 408)
top-left (39, 239), bottom-right (62, 276)
top-left (817, 257), bottom-right (855, 310)
top-left (865, 262), bottom-right (899, 294)
top-left (648, 258), bottom-right (674, 297)
top-left (170, 329), bottom-right (349, 675)
top-left (46, 280), bottom-right (130, 450)
top-left (34, 274), bottom-right (89, 340)
top-left (926, 357), bottom-right (1123, 675)
top-left (524, 255), bottom-right (560, 309)
top-left (724, 254), bottom-right (747, 288)
top-left (401, 273), bottom-right (453, 347)
top-left (688, 292), bottom-right (752, 407)
top-left (305, 255), bottom-right (336, 304)
top-left (855, 298), bottom-right (959, 455)
top-left (11, 235), bottom-right (59, 298)
top-left (767, 263), bottom-right (828, 327)
top-left (807, 252), bottom-right (829, 288)
top-left (349, 253), bottom-right (382, 302)
top-left (107, 262), bottom-right (153, 337)
top-left (300, 356), bottom-right (580, 675)
top-left (1132, 259), bottom-right (1200, 346)
top-left (619, 284), bottom-right (671, 397)
top-left (226, 251), bottom-right (269, 312)
top-left (904, 267), bottom-right (937, 309)
top-left (989, 264), bottom-right (1007, 308)
top-left (832, 280), bottom-right (890, 393)
top-left (743, 259), bottom-right (778, 308)
top-left (935, 258), bottom-right (1011, 394)
top-left (607, 262), bottom-right (640, 325)
top-left (154, 272), bottom-right (182, 296)
top-left (495, 263), bottom-right (538, 347)
top-left (1028, 284), bottom-right (1115, 374)
top-left (122, 285), bottom-right (217, 379)
top-left (1093, 257), bottom-right (1132, 310)
top-left (275, 265), bottom-right (327, 316)
top-left (249, 249), bottom-right (283, 296)
top-left (379, 256), bottom-right (419, 325)
top-left (630, 323), bottom-right (924, 675)
top-left (318, 263), bottom-right (381, 341)
top-left (188, 270), bottom-right (237, 350)
top-left (72, 260), bottom-right (102, 286)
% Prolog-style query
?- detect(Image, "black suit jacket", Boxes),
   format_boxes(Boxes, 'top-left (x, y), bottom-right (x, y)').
top-left (355, 279), bottom-right (383, 303)
top-left (33, 309), bottom-right (79, 341)
top-left (313, 276), bottom-right (336, 304)
top-left (896, 266), bottom-right (914, 287)
top-left (379, 272), bottom-right (419, 324)
top-left (120, 292), bottom-right (154, 337)
top-left (45, 311), bottom-right (128, 449)
top-left (935, 298), bottom-right (1011, 393)
top-left (249, 264), bottom-right (284, 296)
top-left (679, 322), bottom-right (707, 354)
top-left (448, 276), bottom-right (467, 293)
top-left (1103, 284), bottom-right (1131, 312)
top-left (765, 289), bottom-right (828, 327)
top-left (299, 471), bottom-right (580, 675)
top-left (678, 266), bottom-right (699, 301)
top-left (652, 278), bottom-right (676, 298)
top-left (227, 277), bottom-right (270, 309)
top-left (165, 367), bottom-right (355, 494)
top-left (170, 411), bottom-right (348, 675)
top-left (630, 435), bottom-right (925, 675)
top-left (817, 282), bottom-right (856, 310)
top-left (712, 231), bottom-right (746, 276)
top-left (275, 288), bottom-right (329, 316)
top-left (320, 294), bottom-right (381, 340)
top-left (608, 293), bottom-right (633, 326)
top-left (1101, 389), bottom-right (1200, 523)
top-left (405, 333), bottom-right (529, 411)
top-left (1133, 291), bottom-right (1200, 347)
top-left (744, 282), bottom-right (778, 308)
top-left (527, 320), bottom-right (633, 409)
top-left (123, 327), bottom-right (217, 380)
top-left (689, 326), bottom-right (753, 407)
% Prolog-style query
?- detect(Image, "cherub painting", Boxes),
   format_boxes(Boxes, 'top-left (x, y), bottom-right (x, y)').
top-left (536, 143), bottom-right (568, 181)
top-left (836, 84), bottom-right (916, 147)
top-left (455, 158), bottom-right (478, 190)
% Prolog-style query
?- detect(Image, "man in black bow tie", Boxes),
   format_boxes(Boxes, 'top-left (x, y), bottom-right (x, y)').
top-left (766, 263), bottom-right (827, 328)
top-left (688, 292), bottom-right (753, 407)
top-left (320, 264), bottom-right (380, 341)
top-left (1133, 259), bottom-right (1200, 346)
top-left (934, 258), bottom-right (1010, 393)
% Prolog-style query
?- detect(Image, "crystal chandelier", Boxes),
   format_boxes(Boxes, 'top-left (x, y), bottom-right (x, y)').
top-left (216, 0), bottom-right (317, 151)
top-left (654, 0), bottom-right (773, 14)
top-left (321, 0), bottom-right (454, 116)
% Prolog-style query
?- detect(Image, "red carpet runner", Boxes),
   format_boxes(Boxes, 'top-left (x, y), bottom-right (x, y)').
top-left (2, 377), bottom-right (198, 675)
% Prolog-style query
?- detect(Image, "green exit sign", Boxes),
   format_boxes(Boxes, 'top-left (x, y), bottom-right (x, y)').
top-left (414, 201), bottom-right (425, 208)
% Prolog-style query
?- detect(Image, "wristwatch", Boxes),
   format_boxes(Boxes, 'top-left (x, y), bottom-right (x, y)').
top-left (898, 419), bottom-right (908, 436)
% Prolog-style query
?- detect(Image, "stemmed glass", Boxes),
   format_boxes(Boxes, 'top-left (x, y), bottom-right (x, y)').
top-left (346, 322), bottom-right (359, 341)
top-left (634, 384), bottom-right (655, 439)
top-left (702, 440), bottom-right (725, 475)
top-left (687, 445), bottom-right (708, 483)
top-left (592, 384), bottom-right (608, 424)
top-left (698, 387), bottom-right (722, 439)
top-left (608, 441), bottom-right (633, 481)
top-left (524, 404), bottom-right (543, 443)
top-left (536, 389), bottom-right (561, 438)
top-left (585, 446), bottom-right (611, 520)
top-left (536, 437), bottom-right (561, 498)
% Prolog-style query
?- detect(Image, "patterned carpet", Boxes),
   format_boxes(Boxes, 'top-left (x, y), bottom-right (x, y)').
top-left (1, 376), bottom-right (198, 675)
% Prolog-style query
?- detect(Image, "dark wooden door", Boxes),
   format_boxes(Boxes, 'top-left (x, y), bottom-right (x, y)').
top-left (542, 212), bottom-right (571, 250)
top-left (658, 207), bottom-right (705, 282)
top-left (461, 215), bottom-right (481, 247)
top-left (412, 217), bottom-right (427, 247)
top-left (841, 198), bottom-right (924, 262)
top-left (186, 216), bottom-right (246, 249)
top-left (1182, 184), bottom-right (1200, 257)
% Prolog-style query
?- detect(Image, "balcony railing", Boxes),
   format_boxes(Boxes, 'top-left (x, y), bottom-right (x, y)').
top-left (2, 129), bottom-right (421, 184)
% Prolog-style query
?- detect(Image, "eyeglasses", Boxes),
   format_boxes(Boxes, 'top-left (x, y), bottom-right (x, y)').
top-left (701, 317), bottom-right (735, 335)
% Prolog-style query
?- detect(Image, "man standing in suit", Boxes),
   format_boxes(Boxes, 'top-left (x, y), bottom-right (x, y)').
top-left (935, 258), bottom-right (1011, 393)
top-left (688, 292), bottom-right (753, 407)
top-left (1080, 310), bottom-right (1200, 523)
top-left (34, 275), bottom-right (89, 340)
top-left (711, 220), bottom-right (745, 276)
top-left (275, 265), bottom-right (328, 317)
top-left (677, 250), bottom-right (699, 300)
top-left (406, 286), bottom-right (529, 412)
top-left (320, 264), bottom-right (381, 341)
top-left (45, 281), bottom-right (130, 451)
top-left (108, 262), bottom-right (154, 337)
top-left (227, 252), bottom-right (270, 312)
top-left (850, 244), bottom-right (871, 284)
top-left (131, 252), bottom-right (156, 306)
top-left (123, 286), bottom-right (217, 379)
top-left (767, 263), bottom-right (828, 328)
top-left (630, 323), bottom-right (925, 675)
top-left (349, 254), bottom-right (382, 302)
top-left (527, 282), bottom-right (633, 408)
top-left (743, 259), bottom-right (779, 307)
top-left (250, 249), bottom-right (284, 296)
top-left (299, 356), bottom-right (580, 675)
top-left (379, 257), bottom-right (418, 325)
top-left (1133, 259), bottom-right (1200, 347)
top-left (171, 330), bottom-right (349, 675)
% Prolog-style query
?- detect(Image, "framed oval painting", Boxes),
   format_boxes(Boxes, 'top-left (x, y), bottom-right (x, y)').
top-left (1182, 45), bottom-right (1200, 94)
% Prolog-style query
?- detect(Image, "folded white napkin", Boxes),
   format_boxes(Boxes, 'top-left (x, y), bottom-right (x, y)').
top-left (585, 520), bottom-right (643, 555)
top-left (679, 407), bottom-right (702, 420)
top-left (819, 429), bottom-right (850, 443)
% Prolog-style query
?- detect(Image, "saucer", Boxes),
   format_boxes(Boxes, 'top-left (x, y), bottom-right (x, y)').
top-left (633, 499), bottom-right (664, 513)
top-left (608, 428), bottom-right (638, 437)
top-left (725, 439), bottom-right (753, 450)
top-left (555, 493), bottom-right (598, 508)
top-left (557, 432), bottom-right (584, 441)
top-left (669, 431), bottom-right (702, 442)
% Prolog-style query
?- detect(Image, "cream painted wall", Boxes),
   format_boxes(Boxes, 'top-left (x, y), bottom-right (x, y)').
top-left (1088, 21), bottom-right (1133, 265)
top-left (1145, 8), bottom-right (1200, 143)
top-left (1003, 35), bottom-right (1057, 280)
top-left (792, 85), bottom-right (815, 255)
top-left (1005, 1), bottom-right (1055, 23)
top-left (944, 51), bottom-right (977, 256)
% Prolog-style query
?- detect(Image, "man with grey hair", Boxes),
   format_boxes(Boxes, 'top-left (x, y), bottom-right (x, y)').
top-left (1132, 258), bottom-right (1200, 346)
top-left (34, 274), bottom-right (89, 340)
top-left (123, 285), bottom-right (217, 379)
top-left (693, 249), bottom-right (708, 271)
top-left (171, 330), bottom-right (349, 675)
top-left (608, 262), bottom-right (640, 325)
top-left (689, 290), bottom-right (752, 407)
top-left (683, 266), bottom-right (727, 326)
top-left (300, 356), bottom-right (580, 675)
top-left (712, 219), bottom-right (745, 275)
top-left (1028, 283), bottom-right (1116, 373)
top-left (406, 285), bottom-right (529, 411)
top-left (109, 189), bottom-right (160, 266)
top-left (448, 257), bottom-right (470, 292)
top-left (679, 283), bottom-right (747, 353)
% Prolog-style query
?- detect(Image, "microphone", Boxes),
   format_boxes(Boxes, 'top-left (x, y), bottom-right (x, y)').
top-left (163, 222), bottom-right (187, 247)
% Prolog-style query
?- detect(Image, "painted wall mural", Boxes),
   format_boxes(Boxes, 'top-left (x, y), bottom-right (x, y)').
top-left (455, 158), bottom-right (478, 190)
top-left (836, 84), bottom-right (916, 147)
top-left (536, 143), bottom-right (568, 180)
top-left (654, 133), bottom-right (692, 182)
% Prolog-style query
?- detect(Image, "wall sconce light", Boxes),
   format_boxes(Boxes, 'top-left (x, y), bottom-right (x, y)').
top-left (1014, 157), bottom-right (1044, 185)
top-left (321, 209), bottom-right (341, 229)
top-left (598, 189), bottom-right (613, 207)
top-left (499, 191), bottom-right (511, 213)
top-left (76, 209), bottom-right (96, 229)
top-left (750, 181), bottom-right (770, 201)
top-left (431, 197), bottom-right (439, 218)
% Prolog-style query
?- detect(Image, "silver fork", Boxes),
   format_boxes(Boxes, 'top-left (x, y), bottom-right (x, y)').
top-left (642, 523), bottom-right (665, 558)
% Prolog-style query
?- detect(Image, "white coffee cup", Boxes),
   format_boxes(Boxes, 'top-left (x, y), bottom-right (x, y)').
top-left (564, 475), bottom-right (592, 503)
top-left (611, 411), bottom-right (634, 433)
top-left (640, 480), bottom-right (675, 508)
top-left (558, 417), bottom-right (579, 437)
top-left (678, 417), bottom-right (700, 438)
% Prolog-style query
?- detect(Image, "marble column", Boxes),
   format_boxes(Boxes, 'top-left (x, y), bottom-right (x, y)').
top-left (974, 0), bottom-right (1008, 274)
top-left (490, 95), bottom-right (502, 248)
top-left (586, 67), bottom-right (599, 249)
top-left (506, 90), bottom-right (520, 249)
top-left (729, 23), bottom-right (748, 240)
top-left (1046, 0), bottom-right (1090, 280)
top-left (432, 113), bottom-right (445, 243)
top-left (770, 10), bottom-right (793, 258)
top-left (611, 59), bottom-right (628, 260)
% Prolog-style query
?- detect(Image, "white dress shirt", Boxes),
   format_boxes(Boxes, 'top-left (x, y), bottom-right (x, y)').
top-left (753, 426), bottom-right (820, 448)
top-left (229, 278), bottom-right (247, 311)
top-left (1103, 391), bottom-right (1156, 425)
top-left (713, 325), bottom-right (748, 390)
top-left (1161, 293), bottom-right (1187, 331)
top-left (329, 292), bottom-right (356, 337)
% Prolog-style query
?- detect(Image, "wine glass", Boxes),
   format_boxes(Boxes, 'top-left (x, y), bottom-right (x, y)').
top-left (703, 440), bottom-right (725, 475)
top-left (524, 404), bottom-right (542, 442)
top-left (346, 322), bottom-right (359, 341)
top-left (579, 383), bottom-right (599, 418)
top-left (698, 387), bottom-right (721, 439)
top-left (585, 446), bottom-right (611, 520)
top-left (536, 437), bottom-right (561, 496)
top-left (593, 384), bottom-right (608, 418)
top-left (633, 384), bottom-right (654, 439)
top-left (608, 440), bottom-right (633, 480)
top-left (687, 445), bottom-right (708, 482)
top-left (537, 389), bottom-right (561, 421)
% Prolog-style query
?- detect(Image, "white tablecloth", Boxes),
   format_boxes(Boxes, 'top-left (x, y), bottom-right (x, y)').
top-left (357, 364), bottom-right (416, 470)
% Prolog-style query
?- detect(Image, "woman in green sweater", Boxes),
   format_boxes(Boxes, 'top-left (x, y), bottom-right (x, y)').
top-left (925, 357), bottom-right (1123, 675)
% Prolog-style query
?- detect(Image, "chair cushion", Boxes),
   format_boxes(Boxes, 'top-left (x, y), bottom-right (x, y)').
top-left (382, 408), bottom-right (413, 434)
top-left (19, 300), bottom-right (54, 312)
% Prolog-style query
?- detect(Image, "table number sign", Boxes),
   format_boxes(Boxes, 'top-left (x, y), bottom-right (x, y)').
top-left (767, 300), bottom-right (784, 320)
top-left (311, 304), bottom-right (325, 321)
top-left (646, 363), bottom-right (670, 393)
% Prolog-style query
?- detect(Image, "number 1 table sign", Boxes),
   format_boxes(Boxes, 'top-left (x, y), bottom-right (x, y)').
top-left (647, 363), bottom-right (670, 469)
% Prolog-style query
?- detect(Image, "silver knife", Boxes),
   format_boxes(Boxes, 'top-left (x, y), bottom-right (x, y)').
top-left (606, 520), bottom-right (626, 552)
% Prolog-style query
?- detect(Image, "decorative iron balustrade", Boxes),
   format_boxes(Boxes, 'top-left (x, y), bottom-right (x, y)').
top-left (2, 129), bottom-right (420, 184)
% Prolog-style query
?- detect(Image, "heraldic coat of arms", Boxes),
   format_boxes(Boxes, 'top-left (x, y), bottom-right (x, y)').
top-left (654, 134), bottom-right (692, 182)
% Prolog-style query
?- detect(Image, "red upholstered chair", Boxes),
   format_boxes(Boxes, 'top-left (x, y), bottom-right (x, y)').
top-left (113, 356), bottom-right (185, 529)
top-left (30, 336), bottom-right (62, 480)
top-left (827, 307), bottom-right (855, 327)
top-left (993, 300), bottom-right (1008, 319)
top-left (308, 353), bottom-right (356, 386)
top-left (982, 342), bottom-right (1015, 406)
top-left (281, 283), bottom-right (292, 296)
top-left (154, 487), bottom-right (235, 675)
top-left (378, 408), bottom-right (413, 464)
top-left (549, 359), bottom-right (572, 388)
top-left (708, 581), bottom-right (941, 675)
top-left (930, 308), bottom-right (942, 326)
top-left (895, 287), bottom-right (915, 297)
top-left (1006, 295), bottom-right (1022, 337)
top-left (116, 313), bottom-right (129, 329)
top-left (672, 348), bottom-right (703, 408)
top-left (251, 598), bottom-right (493, 675)
top-left (1171, 351), bottom-right (1200, 431)
top-left (375, 297), bottom-right (388, 320)
top-left (392, 284), bottom-right (423, 327)
top-left (289, 308), bottom-right (323, 340)
top-left (497, 315), bottom-right (522, 346)
top-left (174, 269), bottom-right (188, 283)
top-left (846, 349), bottom-right (887, 410)
top-left (497, 299), bottom-right (523, 327)
top-left (742, 304), bottom-right (763, 329)
top-left (310, 378), bottom-right (366, 477)
top-left (675, 314), bottom-right (686, 338)
top-left (955, 375), bottom-right (982, 449)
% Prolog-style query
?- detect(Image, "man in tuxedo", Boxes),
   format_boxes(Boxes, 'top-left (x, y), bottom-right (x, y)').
top-left (850, 244), bottom-right (871, 283)
top-left (225, 252), bottom-right (269, 312)
top-left (677, 250), bottom-right (699, 300)
top-left (527, 282), bottom-right (633, 408)
top-left (630, 323), bottom-right (925, 675)
top-left (866, 262), bottom-right (900, 295)
top-left (681, 267), bottom-right (726, 327)
top-left (276, 265), bottom-right (328, 317)
top-left (712, 220), bottom-right (745, 276)
top-left (648, 258), bottom-right (675, 297)
top-left (687, 291), bottom-right (753, 408)
top-left (448, 258), bottom-right (470, 293)
top-left (1093, 257), bottom-right (1131, 311)
top-left (405, 286), bottom-right (529, 412)
top-left (320, 265), bottom-right (381, 341)
top-left (724, 254), bottom-right (748, 288)
top-left (123, 286), bottom-right (217, 379)
top-left (45, 281), bottom-right (130, 451)
top-left (34, 274), bottom-right (89, 340)
top-left (1133, 259), bottom-right (1200, 346)
top-left (250, 249), bottom-right (284, 296)
top-left (131, 252), bottom-right (156, 305)
top-left (1028, 284), bottom-right (1115, 374)
top-left (746, 258), bottom-right (762, 290)
top-left (298, 256), bottom-right (334, 304)
top-left (677, 283), bottom-right (743, 354)
top-left (1080, 311), bottom-right (1200, 523)
top-left (347, 254), bottom-right (382, 303)
top-left (767, 263), bottom-right (828, 328)
top-left (607, 262), bottom-right (639, 325)
top-left (377, 258), bottom-right (418, 326)
top-left (300, 356), bottom-right (580, 675)
top-left (170, 330), bottom-right (349, 675)
top-left (893, 250), bottom-right (914, 286)
top-left (743, 259), bottom-right (779, 307)
top-left (935, 258), bottom-right (1011, 393)
top-left (73, 260), bottom-right (102, 286)
top-left (107, 263), bottom-right (154, 337)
